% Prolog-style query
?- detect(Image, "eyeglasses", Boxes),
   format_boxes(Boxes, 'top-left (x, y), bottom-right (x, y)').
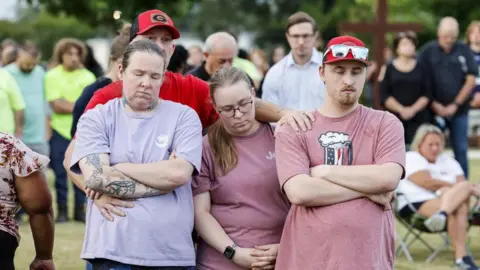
top-left (323, 44), bottom-right (369, 60)
top-left (217, 100), bottom-right (254, 118)
top-left (287, 33), bottom-right (315, 41)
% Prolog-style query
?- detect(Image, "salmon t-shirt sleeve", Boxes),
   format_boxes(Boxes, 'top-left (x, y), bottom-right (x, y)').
top-left (275, 125), bottom-right (310, 188)
top-left (374, 112), bottom-right (406, 177)
top-left (191, 137), bottom-right (215, 196)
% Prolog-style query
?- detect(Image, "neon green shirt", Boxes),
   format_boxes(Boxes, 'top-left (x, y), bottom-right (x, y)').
top-left (233, 57), bottom-right (263, 82)
top-left (45, 65), bottom-right (96, 140)
top-left (0, 69), bottom-right (25, 134)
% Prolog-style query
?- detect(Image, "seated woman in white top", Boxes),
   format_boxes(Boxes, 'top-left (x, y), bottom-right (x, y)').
top-left (397, 124), bottom-right (480, 270)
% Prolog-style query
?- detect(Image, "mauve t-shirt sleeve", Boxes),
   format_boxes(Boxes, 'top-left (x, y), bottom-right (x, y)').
top-left (192, 139), bottom-right (215, 196)
top-left (275, 125), bottom-right (310, 189)
top-left (172, 107), bottom-right (203, 175)
top-left (373, 112), bottom-right (406, 177)
top-left (70, 107), bottom-right (111, 174)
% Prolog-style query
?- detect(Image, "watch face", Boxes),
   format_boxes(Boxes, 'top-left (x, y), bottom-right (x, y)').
top-left (224, 247), bottom-right (235, 259)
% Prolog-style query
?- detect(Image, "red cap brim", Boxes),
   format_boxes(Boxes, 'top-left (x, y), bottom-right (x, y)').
top-left (323, 58), bottom-right (371, 66)
top-left (137, 24), bottom-right (180, 39)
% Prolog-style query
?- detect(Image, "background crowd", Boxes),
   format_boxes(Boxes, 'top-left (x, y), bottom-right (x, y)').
top-left (1, 1), bottom-right (480, 270)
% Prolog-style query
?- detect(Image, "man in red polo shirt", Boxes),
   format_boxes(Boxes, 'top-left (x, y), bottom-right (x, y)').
top-left (64, 9), bottom-right (313, 212)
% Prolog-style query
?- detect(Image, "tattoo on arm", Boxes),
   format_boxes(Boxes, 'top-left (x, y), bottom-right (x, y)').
top-left (101, 167), bottom-right (163, 198)
top-left (255, 98), bottom-right (262, 109)
top-left (82, 154), bottom-right (163, 199)
top-left (85, 153), bottom-right (103, 173)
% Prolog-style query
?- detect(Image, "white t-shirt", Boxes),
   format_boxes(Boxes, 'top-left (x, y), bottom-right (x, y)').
top-left (396, 151), bottom-right (464, 210)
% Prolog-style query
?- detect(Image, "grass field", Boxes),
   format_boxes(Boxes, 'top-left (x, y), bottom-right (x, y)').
top-left (14, 160), bottom-right (480, 270)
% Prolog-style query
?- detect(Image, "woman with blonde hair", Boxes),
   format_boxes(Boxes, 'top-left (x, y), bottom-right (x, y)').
top-left (396, 124), bottom-right (480, 269)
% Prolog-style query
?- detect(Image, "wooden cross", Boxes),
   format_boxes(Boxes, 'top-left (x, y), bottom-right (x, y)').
top-left (338, 0), bottom-right (423, 109)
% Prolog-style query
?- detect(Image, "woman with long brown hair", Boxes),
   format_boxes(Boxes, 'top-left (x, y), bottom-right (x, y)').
top-left (193, 67), bottom-right (289, 270)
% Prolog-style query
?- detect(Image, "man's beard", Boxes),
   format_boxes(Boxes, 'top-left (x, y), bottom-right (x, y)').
top-left (20, 68), bottom-right (34, 73)
top-left (337, 92), bottom-right (358, 107)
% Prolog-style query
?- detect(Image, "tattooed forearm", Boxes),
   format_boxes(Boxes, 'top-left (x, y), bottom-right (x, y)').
top-left (85, 153), bottom-right (103, 173)
top-left (85, 165), bottom-right (163, 199)
top-left (255, 98), bottom-right (262, 109)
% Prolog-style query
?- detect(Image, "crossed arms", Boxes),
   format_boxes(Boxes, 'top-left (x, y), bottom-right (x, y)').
top-left (283, 163), bottom-right (403, 207)
top-left (78, 152), bottom-right (195, 199)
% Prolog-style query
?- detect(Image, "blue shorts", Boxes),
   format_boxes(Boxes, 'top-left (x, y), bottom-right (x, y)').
top-left (89, 259), bottom-right (195, 270)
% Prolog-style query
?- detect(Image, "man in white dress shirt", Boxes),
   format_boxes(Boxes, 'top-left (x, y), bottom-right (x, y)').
top-left (262, 11), bottom-right (325, 111)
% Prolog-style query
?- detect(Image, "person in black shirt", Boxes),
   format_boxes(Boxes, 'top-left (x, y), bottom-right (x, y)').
top-left (418, 17), bottom-right (478, 178)
top-left (381, 31), bottom-right (432, 146)
top-left (466, 21), bottom-right (480, 108)
top-left (84, 44), bottom-right (104, 78)
top-left (70, 26), bottom-right (131, 138)
top-left (186, 32), bottom-right (255, 87)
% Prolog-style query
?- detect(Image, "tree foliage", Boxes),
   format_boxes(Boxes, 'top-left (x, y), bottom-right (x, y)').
top-left (0, 11), bottom-right (97, 61)
top-left (26, 0), bottom-right (196, 28)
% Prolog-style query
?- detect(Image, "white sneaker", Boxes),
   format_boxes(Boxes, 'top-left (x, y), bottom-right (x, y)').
top-left (424, 212), bottom-right (447, 232)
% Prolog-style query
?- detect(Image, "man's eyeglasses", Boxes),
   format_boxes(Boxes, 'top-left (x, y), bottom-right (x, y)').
top-left (323, 44), bottom-right (369, 60)
top-left (287, 33), bottom-right (315, 41)
top-left (217, 100), bottom-right (254, 118)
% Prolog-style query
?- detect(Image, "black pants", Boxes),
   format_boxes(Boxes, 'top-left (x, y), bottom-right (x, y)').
top-left (49, 130), bottom-right (85, 208)
top-left (0, 230), bottom-right (18, 270)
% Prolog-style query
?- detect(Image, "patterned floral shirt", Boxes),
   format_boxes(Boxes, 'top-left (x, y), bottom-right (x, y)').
top-left (0, 132), bottom-right (49, 242)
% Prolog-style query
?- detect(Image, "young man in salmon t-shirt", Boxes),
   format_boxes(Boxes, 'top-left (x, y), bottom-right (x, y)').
top-left (275, 36), bottom-right (406, 270)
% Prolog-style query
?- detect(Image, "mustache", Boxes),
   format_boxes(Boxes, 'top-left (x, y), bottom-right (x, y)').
top-left (341, 86), bottom-right (357, 91)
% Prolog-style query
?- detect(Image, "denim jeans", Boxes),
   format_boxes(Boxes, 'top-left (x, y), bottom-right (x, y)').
top-left (438, 113), bottom-right (470, 178)
top-left (49, 130), bottom-right (85, 208)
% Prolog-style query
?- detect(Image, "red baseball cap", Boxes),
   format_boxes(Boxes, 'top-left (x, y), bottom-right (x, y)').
top-left (323, 35), bottom-right (370, 66)
top-left (130, 10), bottom-right (180, 41)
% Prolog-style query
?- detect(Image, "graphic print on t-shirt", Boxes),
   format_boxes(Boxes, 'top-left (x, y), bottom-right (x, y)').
top-left (318, 131), bottom-right (353, 165)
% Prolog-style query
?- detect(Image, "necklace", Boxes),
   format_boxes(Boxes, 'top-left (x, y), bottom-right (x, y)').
top-left (122, 96), bottom-right (159, 112)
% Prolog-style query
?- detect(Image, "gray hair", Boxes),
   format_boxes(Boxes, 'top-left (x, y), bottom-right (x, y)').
top-left (410, 124), bottom-right (445, 152)
top-left (204, 32), bottom-right (238, 54)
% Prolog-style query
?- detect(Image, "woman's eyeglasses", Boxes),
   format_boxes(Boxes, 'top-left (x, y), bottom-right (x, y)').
top-left (217, 100), bottom-right (254, 118)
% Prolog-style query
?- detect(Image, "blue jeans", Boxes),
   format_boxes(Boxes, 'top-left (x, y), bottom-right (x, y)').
top-left (49, 130), bottom-right (85, 208)
top-left (442, 113), bottom-right (470, 178)
top-left (88, 258), bottom-right (194, 270)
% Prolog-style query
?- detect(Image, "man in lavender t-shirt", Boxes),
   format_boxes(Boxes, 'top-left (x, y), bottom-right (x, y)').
top-left (274, 36), bottom-right (406, 270)
top-left (70, 98), bottom-right (202, 267)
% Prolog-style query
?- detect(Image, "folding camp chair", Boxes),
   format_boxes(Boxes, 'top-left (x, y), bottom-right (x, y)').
top-left (394, 192), bottom-right (450, 263)
top-left (395, 192), bottom-right (480, 263)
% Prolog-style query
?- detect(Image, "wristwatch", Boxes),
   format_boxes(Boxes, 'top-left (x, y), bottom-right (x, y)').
top-left (223, 244), bottom-right (237, 260)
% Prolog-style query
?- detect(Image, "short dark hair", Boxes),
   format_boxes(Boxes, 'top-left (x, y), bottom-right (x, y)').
top-left (285, 12), bottom-right (317, 34)
top-left (21, 40), bottom-right (40, 58)
top-left (167, 44), bottom-right (189, 73)
top-left (392, 31), bottom-right (418, 54)
top-left (121, 39), bottom-right (167, 71)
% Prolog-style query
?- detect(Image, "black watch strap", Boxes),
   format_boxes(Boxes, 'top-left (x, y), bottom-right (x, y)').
top-left (223, 244), bottom-right (237, 260)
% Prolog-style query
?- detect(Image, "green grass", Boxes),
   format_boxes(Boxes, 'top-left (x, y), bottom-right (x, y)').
top-left (14, 160), bottom-right (480, 270)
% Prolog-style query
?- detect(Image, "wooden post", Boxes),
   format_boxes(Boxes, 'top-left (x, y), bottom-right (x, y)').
top-left (338, 0), bottom-right (423, 109)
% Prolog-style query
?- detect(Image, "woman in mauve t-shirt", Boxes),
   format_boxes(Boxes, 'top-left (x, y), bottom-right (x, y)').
top-left (192, 67), bottom-right (290, 270)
